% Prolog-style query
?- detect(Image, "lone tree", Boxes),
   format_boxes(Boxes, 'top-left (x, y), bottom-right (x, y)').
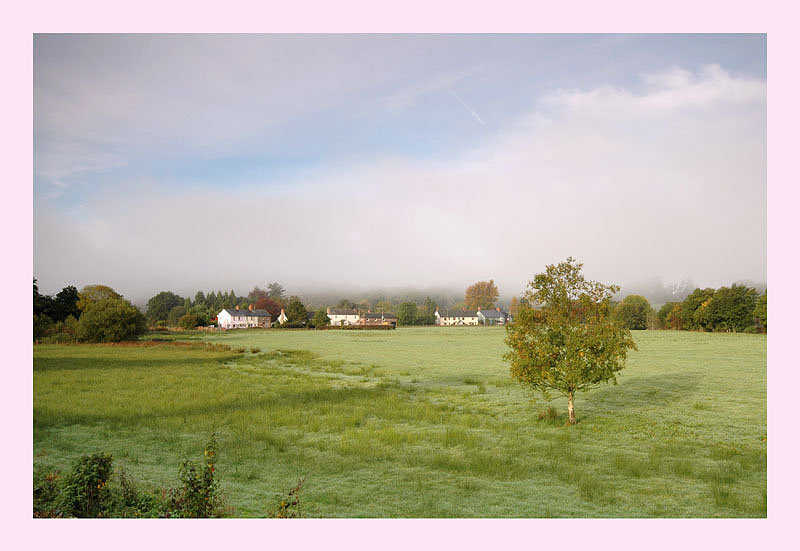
top-left (465, 280), bottom-right (499, 310)
top-left (504, 258), bottom-right (636, 424)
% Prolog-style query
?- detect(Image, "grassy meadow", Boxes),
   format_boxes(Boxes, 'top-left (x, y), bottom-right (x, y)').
top-left (33, 327), bottom-right (767, 517)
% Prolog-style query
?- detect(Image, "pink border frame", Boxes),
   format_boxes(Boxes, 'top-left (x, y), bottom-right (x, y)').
top-left (11, 1), bottom-right (795, 548)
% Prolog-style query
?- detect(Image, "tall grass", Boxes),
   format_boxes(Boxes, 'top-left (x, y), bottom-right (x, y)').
top-left (34, 328), bottom-right (766, 517)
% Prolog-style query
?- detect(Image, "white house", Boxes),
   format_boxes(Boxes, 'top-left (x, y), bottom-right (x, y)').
top-left (327, 307), bottom-right (359, 326)
top-left (217, 306), bottom-right (271, 329)
top-left (434, 308), bottom-right (479, 326)
top-left (276, 309), bottom-right (288, 324)
top-left (477, 309), bottom-right (507, 326)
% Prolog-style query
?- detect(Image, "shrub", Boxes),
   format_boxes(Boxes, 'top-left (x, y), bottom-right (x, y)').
top-left (33, 314), bottom-right (54, 341)
top-left (58, 453), bottom-right (114, 517)
top-left (33, 435), bottom-right (303, 518)
top-left (165, 434), bottom-right (222, 518)
top-left (33, 471), bottom-right (62, 517)
top-left (112, 466), bottom-right (162, 518)
top-left (76, 298), bottom-right (147, 342)
top-left (177, 313), bottom-right (202, 330)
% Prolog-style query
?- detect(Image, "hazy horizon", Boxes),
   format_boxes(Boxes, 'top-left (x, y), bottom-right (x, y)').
top-left (34, 34), bottom-right (766, 303)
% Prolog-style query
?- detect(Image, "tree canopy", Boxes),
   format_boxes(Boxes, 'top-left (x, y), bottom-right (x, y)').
top-left (255, 296), bottom-right (282, 318)
top-left (311, 309), bottom-right (331, 329)
top-left (34, 280), bottom-right (81, 323)
top-left (694, 285), bottom-right (759, 333)
top-left (77, 285), bottom-right (123, 313)
top-left (614, 295), bottom-right (653, 330)
top-left (754, 291), bottom-right (767, 332)
top-left (504, 258), bottom-right (636, 424)
top-left (75, 298), bottom-right (147, 343)
top-left (465, 280), bottom-right (499, 311)
top-left (146, 291), bottom-right (185, 324)
top-left (396, 302), bottom-right (417, 326)
top-left (268, 282), bottom-right (286, 303)
top-left (167, 305), bottom-right (188, 326)
top-left (284, 296), bottom-right (308, 328)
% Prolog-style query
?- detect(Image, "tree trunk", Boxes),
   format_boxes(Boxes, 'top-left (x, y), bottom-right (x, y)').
top-left (567, 391), bottom-right (576, 424)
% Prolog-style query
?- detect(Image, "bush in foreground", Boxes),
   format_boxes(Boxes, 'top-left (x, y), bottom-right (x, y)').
top-left (75, 297), bottom-right (147, 343)
top-left (33, 434), bottom-right (305, 518)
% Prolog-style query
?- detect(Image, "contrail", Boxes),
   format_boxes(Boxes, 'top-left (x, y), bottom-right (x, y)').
top-left (448, 89), bottom-right (485, 125)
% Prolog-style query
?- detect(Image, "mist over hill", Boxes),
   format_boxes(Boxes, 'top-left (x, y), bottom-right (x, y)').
top-left (119, 276), bottom-right (766, 314)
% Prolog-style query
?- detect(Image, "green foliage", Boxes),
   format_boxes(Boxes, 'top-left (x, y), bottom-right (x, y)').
top-left (58, 453), bottom-right (114, 517)
top-left (113, 466), bottom-right (162, 518)
top-left (34, 314), bottom-right (54, 341)
top-left (754, 292), bottom-right (767, 332)
top-left (657, 302), bottom-right (678, 329)
top-left (77, 284), bottom-right (123, 312)
top-left (268, 282), bottom-right (286, 302)
top-left (178, 313), bottom-right (202, 330)
top-left (166, 434), bottom-right (222, 518)
top-left (33, 471), bottom-right (63, 517)
top-left (397, 302), bottom-right (418, 326)
top-left (415, 296), bottom-right (437, 325)
top-left (680, 288), bottom-right (715, 331)
top-left (695, 285), bottom-right (759, 333)
top-left (504, 258), bottom-right (637, 424)
top-left (167, 305), bottom-right (187, 326)
top-left (33, 434), bottom-right (225, 518)
top-left (75, 298), bottom-right (147, 342)
top-left (53, 285), bottom-right (81, 321)
top-left (146, 291), bottom-right (185, 324)
top-left (34, 281), bottom-right (81, 323)
top-left (285, 296), bottom-right (309, 328)
top-left (336, 299), bottom-right (356, 310)
top-left (465, 279), bottom-right (499, 310)
top-left (665, 303), bottom-right (684, 330)
top-left (614, 295), bottom-right (653, 330)
top-left (311, 309), bottom-right (331, 328)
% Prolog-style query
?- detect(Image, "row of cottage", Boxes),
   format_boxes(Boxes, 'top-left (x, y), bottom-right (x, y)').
top-left (216, 305), bottom-right (513, 329)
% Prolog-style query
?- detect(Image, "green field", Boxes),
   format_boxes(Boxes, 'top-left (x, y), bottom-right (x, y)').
top-left (33, 327), bottom-right (767, 517)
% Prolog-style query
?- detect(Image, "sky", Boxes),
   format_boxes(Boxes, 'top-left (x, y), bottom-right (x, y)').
top-left (33, 34), bottom-right (767, 303)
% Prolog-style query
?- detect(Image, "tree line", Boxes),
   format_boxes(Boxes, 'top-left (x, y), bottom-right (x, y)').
top-left (34, 280), bottom-right (147, 343)
top-left (35, 274), bottom-right (765, 342)
top-left (609, 285), bottom-right (766, 333)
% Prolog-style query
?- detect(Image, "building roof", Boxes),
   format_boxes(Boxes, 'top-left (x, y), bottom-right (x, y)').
top-left (220, 308), bottom-right (271, 318)
top-left (363, 312), bottom-right (397, 319)
top-left (439, 310), bottom-right (478, 318)
top-left (329, 308), bottom-right (359, 315)
top-left (478, 309), bottom-right (505, 318)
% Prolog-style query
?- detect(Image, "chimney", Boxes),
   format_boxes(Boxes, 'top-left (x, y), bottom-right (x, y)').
top-left (327, 307), bottom-right (331, 314)
top-left (496, 307), bottom-right (501, 312)
top-left (236, 304), bottom-right (240, 310)
top-left (249, 304), bottom-right (254, 311)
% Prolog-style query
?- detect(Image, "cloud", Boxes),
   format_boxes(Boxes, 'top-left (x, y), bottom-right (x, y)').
top-left (34, 65), bottom-right (765, 301)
